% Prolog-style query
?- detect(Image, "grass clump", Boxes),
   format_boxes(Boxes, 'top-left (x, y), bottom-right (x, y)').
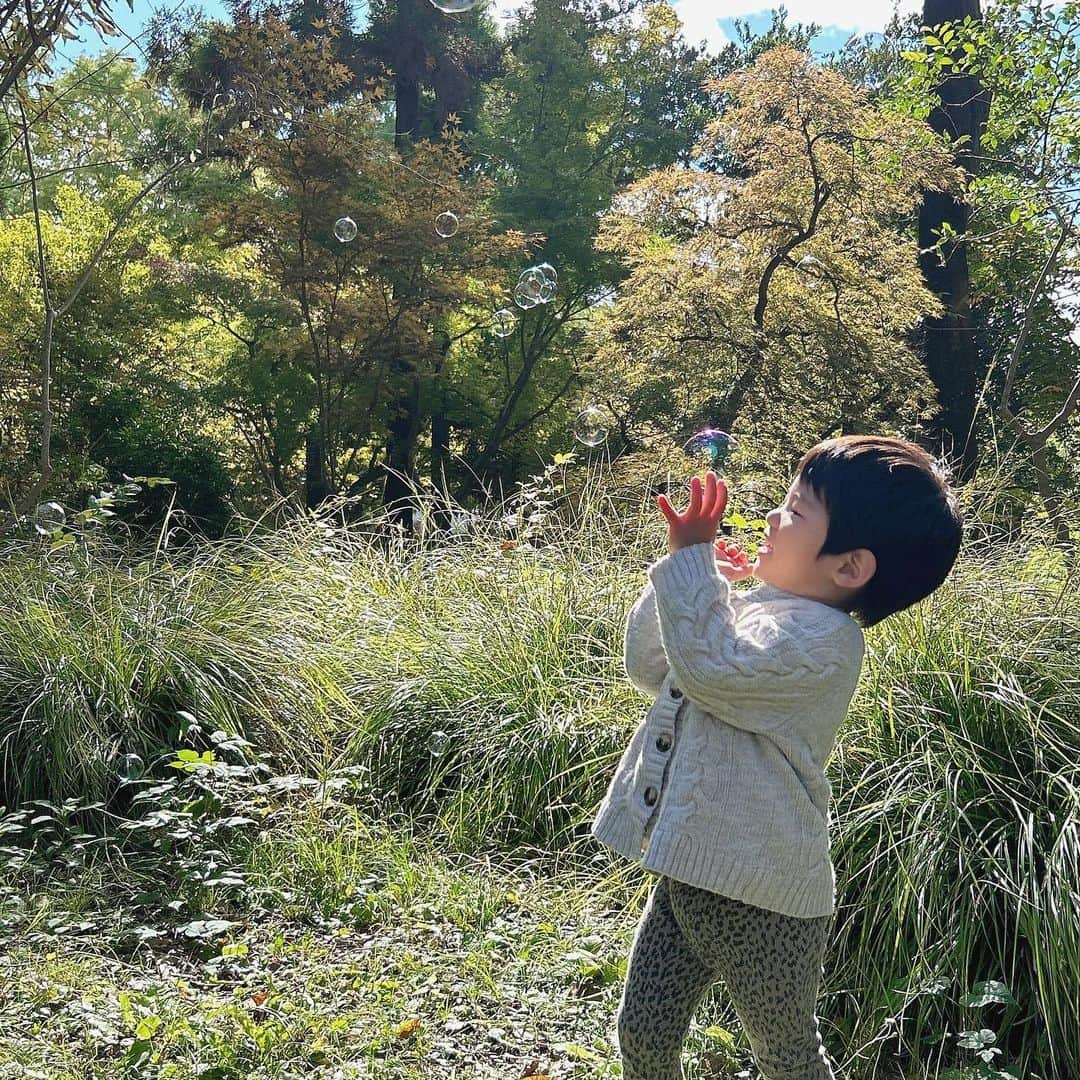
top-left (0, 454), bottom-right (1075, 1078)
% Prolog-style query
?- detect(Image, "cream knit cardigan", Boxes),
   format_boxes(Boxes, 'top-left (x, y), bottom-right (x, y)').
top-left (590, 541), bottom-right (866, 918)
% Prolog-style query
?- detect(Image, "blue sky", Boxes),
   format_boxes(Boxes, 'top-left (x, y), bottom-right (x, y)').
top-left (63, 0), bottom-right (921, 66)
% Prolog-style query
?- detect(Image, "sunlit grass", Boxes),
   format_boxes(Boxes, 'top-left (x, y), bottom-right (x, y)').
top-left (0, 449), bottom-right (1075, 1078)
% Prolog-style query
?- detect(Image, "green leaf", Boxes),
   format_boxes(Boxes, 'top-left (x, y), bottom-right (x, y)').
top-left (961, 980), bottom-right (1015, 1007)
top-left (957, 1028), bottom-right (997, 1050)
top-left (134, 1015), bottom-right (161, 1040)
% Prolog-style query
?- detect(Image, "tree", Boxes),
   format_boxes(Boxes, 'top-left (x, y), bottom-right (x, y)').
top-left (452, 0), bottom-right (718, 502)
top-left (0, 0), bottom-right (119, 104)
top-left (169, 8), bottom-right (528, 516)
top-left (914, 0), bottom-right (991, 483)
top-left (0, 53), bottom-right (208, 533)
top-left (902, 0), bottom-right (1080, 545)
top-left (590, 45), bottom-right (964, 484)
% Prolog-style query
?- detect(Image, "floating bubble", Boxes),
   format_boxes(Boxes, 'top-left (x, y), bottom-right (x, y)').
top-left (574, 405), bottom-right (609, 447)
top-left (428, 731), bottom-right (451, 755)
top-left (430, 0), bottom-right (485, 11)
top-left (115, 753), bottom-right (145, 783)
top-left (513, 282), bottom-right (539, 310)
top-left (334, 216), bottom-right (358, 243)
top-left (491, 308), bottom-right (516, 338)
top-left (518, 269), bottom-right (544, 299)
top-left (682, 429), bottom-right (738, 471)
top-left (513, 264), bottom-right (559, 307)
top-left (32, 501), bottom-right (65, 536)
top-left (798, 254), bottom-right (821, 269)
top-left (434, 210), bottom-right (460, 238)
top-left (536, 261), bottom-right (557, 284)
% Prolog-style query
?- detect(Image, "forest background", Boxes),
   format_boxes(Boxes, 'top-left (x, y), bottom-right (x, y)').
top-left (1, 0), bottom-right (1077, 544)
top-left (0, 2), bottom-right (1078, 1079)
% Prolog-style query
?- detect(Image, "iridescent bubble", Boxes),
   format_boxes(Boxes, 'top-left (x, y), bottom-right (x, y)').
top-left (115, 753), bottom-right (145, 783)
top-left (517, 268), bottom-right (545, 302)
top-left (32, 501), bottom-right (65, 536)
top-left (536, 261), bottom-right (557, 284)
top-left (491, 308), bottom-right (516, 338)
top-left (434, 210), bottom-right (460, 238)
top-left (538, 277), bottom-right (556, 303)
top-left (334, 216), bottom-right (358, 243)
top-left (430, 0), bottom-right (485, 11)
top-left (513, 283), bottom-right (539, 310)
top-left (428, 731), bottom-right (451, 755)
top-left (798, 254), bottom-right (821, 269)
top-left (574, 405), bottom-right (609, 447)
top-left (682, 429), bottom-right (738, 472)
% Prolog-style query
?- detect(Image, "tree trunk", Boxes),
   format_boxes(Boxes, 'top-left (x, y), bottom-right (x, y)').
top-left (917, 0), bottom-right (991, 482)
top-left (430, 402), bottom-right (454, 534)
top-left (304, 425), bottom-right (332, 511)
top-left (1029, 439), bottom-right (1072, 548)
top-left (382, 367), bottom-right (422, 532)
top-left (394, 0), bottom-right (421, 151)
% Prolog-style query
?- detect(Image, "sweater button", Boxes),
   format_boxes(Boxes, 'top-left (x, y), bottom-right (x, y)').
top-left (670, 686), bottom-right (682, 699)
top-left (644, 787), bottom-right (658, 806)
top-left (655, 734), bottom-right (672, 752)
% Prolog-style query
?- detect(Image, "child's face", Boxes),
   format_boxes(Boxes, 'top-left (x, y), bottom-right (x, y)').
top-left (753, 475), bottom-right (872, 606)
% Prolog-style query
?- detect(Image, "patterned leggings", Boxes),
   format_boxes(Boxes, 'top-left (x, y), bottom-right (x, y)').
top-left (615, 874), bottom-right (841, 1080)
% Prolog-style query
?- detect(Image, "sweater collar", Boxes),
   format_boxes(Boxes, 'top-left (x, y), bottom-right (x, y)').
top-left (746, 580), bottom-right (847, 615)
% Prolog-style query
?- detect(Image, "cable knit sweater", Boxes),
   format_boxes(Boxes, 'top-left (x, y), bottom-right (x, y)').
top-left (590, 541), bottom-right (866, 918)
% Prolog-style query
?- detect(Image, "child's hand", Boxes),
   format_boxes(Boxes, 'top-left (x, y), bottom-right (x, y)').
top-left (713, 539), bottom-right (756, 582)
top-left (657, 472), bottom-right (727, 555)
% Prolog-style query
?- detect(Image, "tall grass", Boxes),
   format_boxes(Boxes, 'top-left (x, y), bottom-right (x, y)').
top-left (0, 448), bottom-right (1076, 1078)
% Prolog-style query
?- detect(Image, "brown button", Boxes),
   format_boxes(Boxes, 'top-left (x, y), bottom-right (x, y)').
top-left (655, 734), bottom-right (672, 752)
top-left (670, 686), bottom-right (682, 699)
top-left (644, 787), bottom-right (658, 806)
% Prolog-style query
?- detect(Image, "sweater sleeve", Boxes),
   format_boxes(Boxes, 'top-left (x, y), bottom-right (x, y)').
top-left (647, 542), bottom-right (862, 730)
top-left (623, 579), bottom-right (670, 697)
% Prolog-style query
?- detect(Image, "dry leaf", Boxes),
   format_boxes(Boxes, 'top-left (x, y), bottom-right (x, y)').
top-left (395, 1016), bottom-right (422, 1038)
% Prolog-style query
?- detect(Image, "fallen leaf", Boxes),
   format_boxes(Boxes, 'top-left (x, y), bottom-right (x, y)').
top-left (396, 1016), bottom-right (421, 1038)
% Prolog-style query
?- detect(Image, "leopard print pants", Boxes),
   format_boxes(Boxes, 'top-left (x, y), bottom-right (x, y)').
top-left (615, 874), bottom-right (840, 1080)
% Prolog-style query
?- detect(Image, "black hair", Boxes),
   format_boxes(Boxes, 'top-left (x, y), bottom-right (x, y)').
top-left (795, 435), bottom-right (964, 629)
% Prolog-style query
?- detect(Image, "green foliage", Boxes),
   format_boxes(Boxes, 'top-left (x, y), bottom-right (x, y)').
top-left (590, 45), bottom-right (963, 479)
top-left (891, 0), bottom-right (1080, 506)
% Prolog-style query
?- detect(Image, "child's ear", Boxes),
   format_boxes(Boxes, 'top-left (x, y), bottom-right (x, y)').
top-left (834, 548), bottom-right (876, 590)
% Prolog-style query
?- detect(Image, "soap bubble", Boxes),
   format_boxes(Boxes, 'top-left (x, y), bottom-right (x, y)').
top-left (798, 254), bottom-right (821, 269)
top-left (682, 429), bottom-right (738, 471)
top-left (519, 269), bottom-right (544, 298)
top-left (334, 216), bottom-right (358, 243)
top-left (32, 501), bottom-right (65, 535)
top-left (428, 730), bottom-right (451, 755)
top-left (429, 0), bottom-right (485, 11)
top-left (513, 282), bottom-right (539, 310)
top-left (513, 264), bottom-right (558, 308)
top-left (434, 210), bottom-right (460, 238)
top-left (491, 308), bottom-right (516, 338)
top-left (114, 753), bottom-right (145, 783)
top-left (574, 405), bottom-right (609, 447)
